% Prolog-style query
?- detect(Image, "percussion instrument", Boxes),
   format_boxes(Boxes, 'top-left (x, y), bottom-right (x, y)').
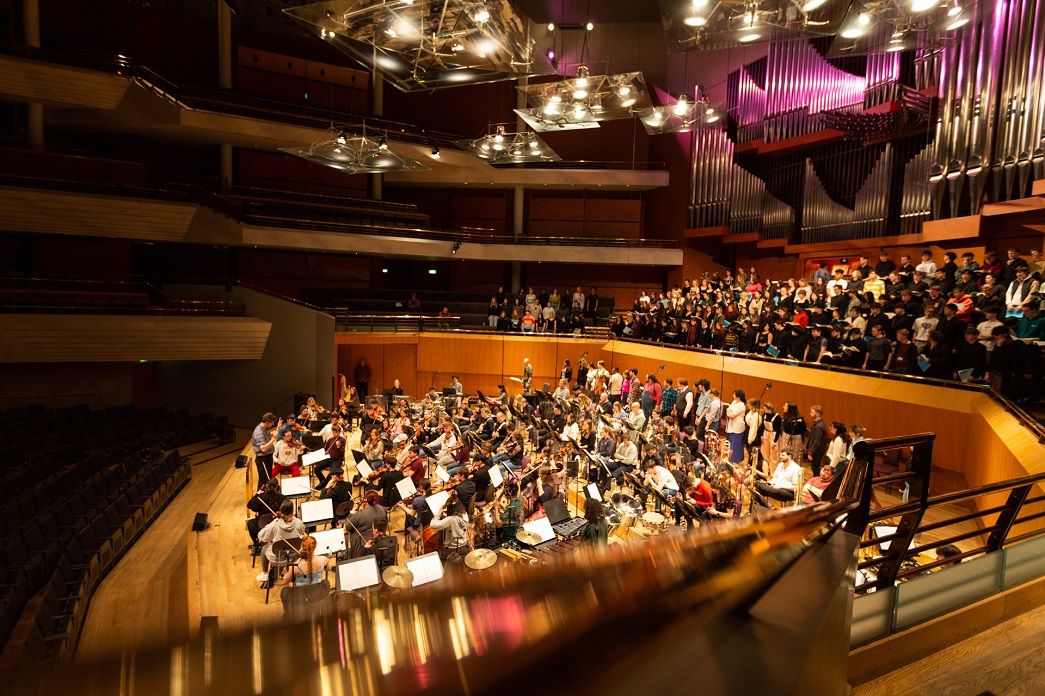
top-left (464, 548), bottom-right (499, 570)
top-left (641, 511), bottom-right (665, 526)
top-left (515, 530), bottom-right (542, 546)
top-left (609, 492), bottom-right (643, 518)
top-left (382, 565), bottom-right (415, 588)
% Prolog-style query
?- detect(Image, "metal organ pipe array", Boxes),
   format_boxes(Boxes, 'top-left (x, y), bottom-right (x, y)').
top-left (930, 0), bottom-right (1045, 219)
top-left (801, 145), bottom-right (894, 244)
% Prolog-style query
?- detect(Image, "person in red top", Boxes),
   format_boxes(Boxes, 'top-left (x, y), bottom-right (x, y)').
top-left (793, 307), bottom-right (810, 327)
top-left (686, 476), bottom-right (730, 519)
top-left (950, 288), bottom-right (974, 322)
top-left (401, 445), bottom-right (426, 486)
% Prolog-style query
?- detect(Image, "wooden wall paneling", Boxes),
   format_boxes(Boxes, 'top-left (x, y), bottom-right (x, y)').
top-left (528, 220), bottom-right (583, 236)
top-left (501, 335), bottom-right (560, 392)
top-left (529, 197), bottom-right (586, 221)
top-left (582, 220), bottom-right (641, 239)
top-left (583, 199), bottom-right (642, 222)
top-left (417, 334), bottom-right (505, 375)
top-left (452, 195), bottom-right (506, 221)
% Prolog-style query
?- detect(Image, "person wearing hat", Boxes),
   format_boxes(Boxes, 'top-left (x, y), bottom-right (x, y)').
top-left (319, 465), bottom-right (354, 514)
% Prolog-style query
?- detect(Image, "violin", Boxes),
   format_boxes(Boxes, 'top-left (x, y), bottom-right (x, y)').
top-left (365, 461), bottom-right (395, 481)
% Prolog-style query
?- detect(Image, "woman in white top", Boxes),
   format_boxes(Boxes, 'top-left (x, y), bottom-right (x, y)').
top-left (745, 399), bottom-right (761, 456)
top-left (724, 390), bottom-right (747, 464)
top-left (560, 412), bottom-right (580, 442)
top-left (826, 421), bottom-right (850, 470)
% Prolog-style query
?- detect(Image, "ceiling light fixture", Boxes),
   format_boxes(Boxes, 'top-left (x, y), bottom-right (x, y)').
top-left (586, 22), bottom-right (594, 31)
top-left (285, 0), bottom-right (553, 92)
top-left (674, 94), bottom-right (690, 116)
top-left (281, 128), bottom-right (430, 175)
top-left (516, 71), bottom-right (651, 131)
top-left (739, 32), bottom-right (761, 42)
top-left (910, 0), bottom-right (936, 12)
top-left (947, 1), bottom-right (963, 16)
top-left (801, 0), bottom-right (827, 11)
top-left (455, 126), bottom-right (560, 164)
top-left (946, 14), bottom-right (970, 29)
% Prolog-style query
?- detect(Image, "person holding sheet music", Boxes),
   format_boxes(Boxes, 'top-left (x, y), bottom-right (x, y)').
top-left (272, 429), bottom-right (303, 478)
top-left (257, 500), bottom-right (305, 582)
top-left (280, 534), bottom-right (332, 587)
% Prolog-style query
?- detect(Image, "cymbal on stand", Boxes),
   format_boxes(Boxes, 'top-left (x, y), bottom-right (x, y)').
top-left (464, 548), bottom-right (498, 570)
top-left (515, 530), bottom-right (542, 546)
top-left (382, 565), bottom-right (415, 588)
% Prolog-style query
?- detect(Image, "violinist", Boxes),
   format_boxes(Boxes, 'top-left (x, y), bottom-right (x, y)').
top-left (313, 423), bottom-right (345, 491)
top-left (489, 410), bottom-right (509, 448)
top-left (430, 490), bottom-right (470, 561)
top-left (430, 422), bottom-right (457, 456)
top-left (272, 429), bottom-right (303, 478)
top-left (318, 466), bottom-right (353, 514)
top-left (360, 403), bottom-right (382, 439)
top-left (363, 429), bottom-right (385, 468)
top-left (305, 396), bottom-right (327, 419)
top-left (470, 457), bottom-right (494, 502)
top-left (376, 454), bottom-right (406, 508)
top-left (278, 414), bottom-right (307, 442)
top-left (401, 445), bottom-right (425, 486)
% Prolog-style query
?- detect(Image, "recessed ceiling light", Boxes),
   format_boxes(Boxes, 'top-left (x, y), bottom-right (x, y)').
top-left (684, 15), bottom-right (707, 27)
top-left (739, 32), bottom-right (761, 42)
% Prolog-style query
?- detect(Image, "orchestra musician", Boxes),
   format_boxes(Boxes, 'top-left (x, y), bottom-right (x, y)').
top-left (579, 498), bottom-right (609, 545)
top-left (360, 519), bottom-right (398, 571)
top-left (754, 451), bottom-right (803, 504)
top-left (319, 466), bottom-right (353, 517)
top-left (304, 396), bottom-right (327, 419)
top-left (401, 445), bottom-right (426, 486)
top-left (640, 460), bottom-right (678, 512)
top-left (250, 412), bottom-right (281, 484)
top-left (404, 479), bottom-right (433, 542)
top-left (312, 423), bottom-right (345, 491)
top-left (256, 500), bottom-right (304, 583)
top-left (246, 478), bottom-right (285, 554)
top-left (363, 429), bottom-right (385, 468)
top-left (495, 480), bottom-right (522, 541)
top-left (492, 424), bottom-right (523, 472)
top-left (272, 429), bottom-right (303, 478)
top-left (685, 475), bottom-right (730, 521)
top-left (346, 490), bottom-right (386, 557)
top-left (606, 431), bottom-right (639, 483)
top-left (279, 534), bottom-right (333, 587)
top-left (429, 490), bottom-right (471, 561)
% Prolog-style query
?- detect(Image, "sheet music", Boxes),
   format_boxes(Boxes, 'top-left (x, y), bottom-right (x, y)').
top-left (405, 552), bottom-right (444, 587)
top-left (586, 483), bottom-right (602, 502)
top-left (300, 498), bottom-right (334, 524)
top-left (336, 556), bottom-right (380, 591)
top-left (281, 476), bottom-right (311, 496)
top-left (311, 527), bottom-right (346, 556)
top-left (426, 490), bottom-right (450, 517)
top-left (301, 449), bottom-right (327, 467)
top-left (522, 516), bottom-right (556, 544)
top-left (356, 461), bottom-right (374, 478)
top-left (489, 465), bottom-right (503, 488)
top-left (435, 466), bottom-right (450, 483)
top-left (395, 477), bottom-right (417, 500)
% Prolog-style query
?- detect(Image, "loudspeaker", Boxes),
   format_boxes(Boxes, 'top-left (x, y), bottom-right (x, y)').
top-left (192, 512), bottom-right (210, 532)
top-left (235, 455), bottom-right (248, 469)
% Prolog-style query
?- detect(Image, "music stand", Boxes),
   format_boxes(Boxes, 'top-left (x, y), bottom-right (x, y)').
top-left (301, 498), bottom-right (334, 529)
top-left (336, 555), bottom-right (381, 591)
top-left (311, 527), bottom-right (347, 557)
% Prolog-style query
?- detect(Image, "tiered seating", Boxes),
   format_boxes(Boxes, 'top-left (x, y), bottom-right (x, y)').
top-left (301, 287), bottom-right (617, 329)
top-left (0, 404), bottom-right (234, 664)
